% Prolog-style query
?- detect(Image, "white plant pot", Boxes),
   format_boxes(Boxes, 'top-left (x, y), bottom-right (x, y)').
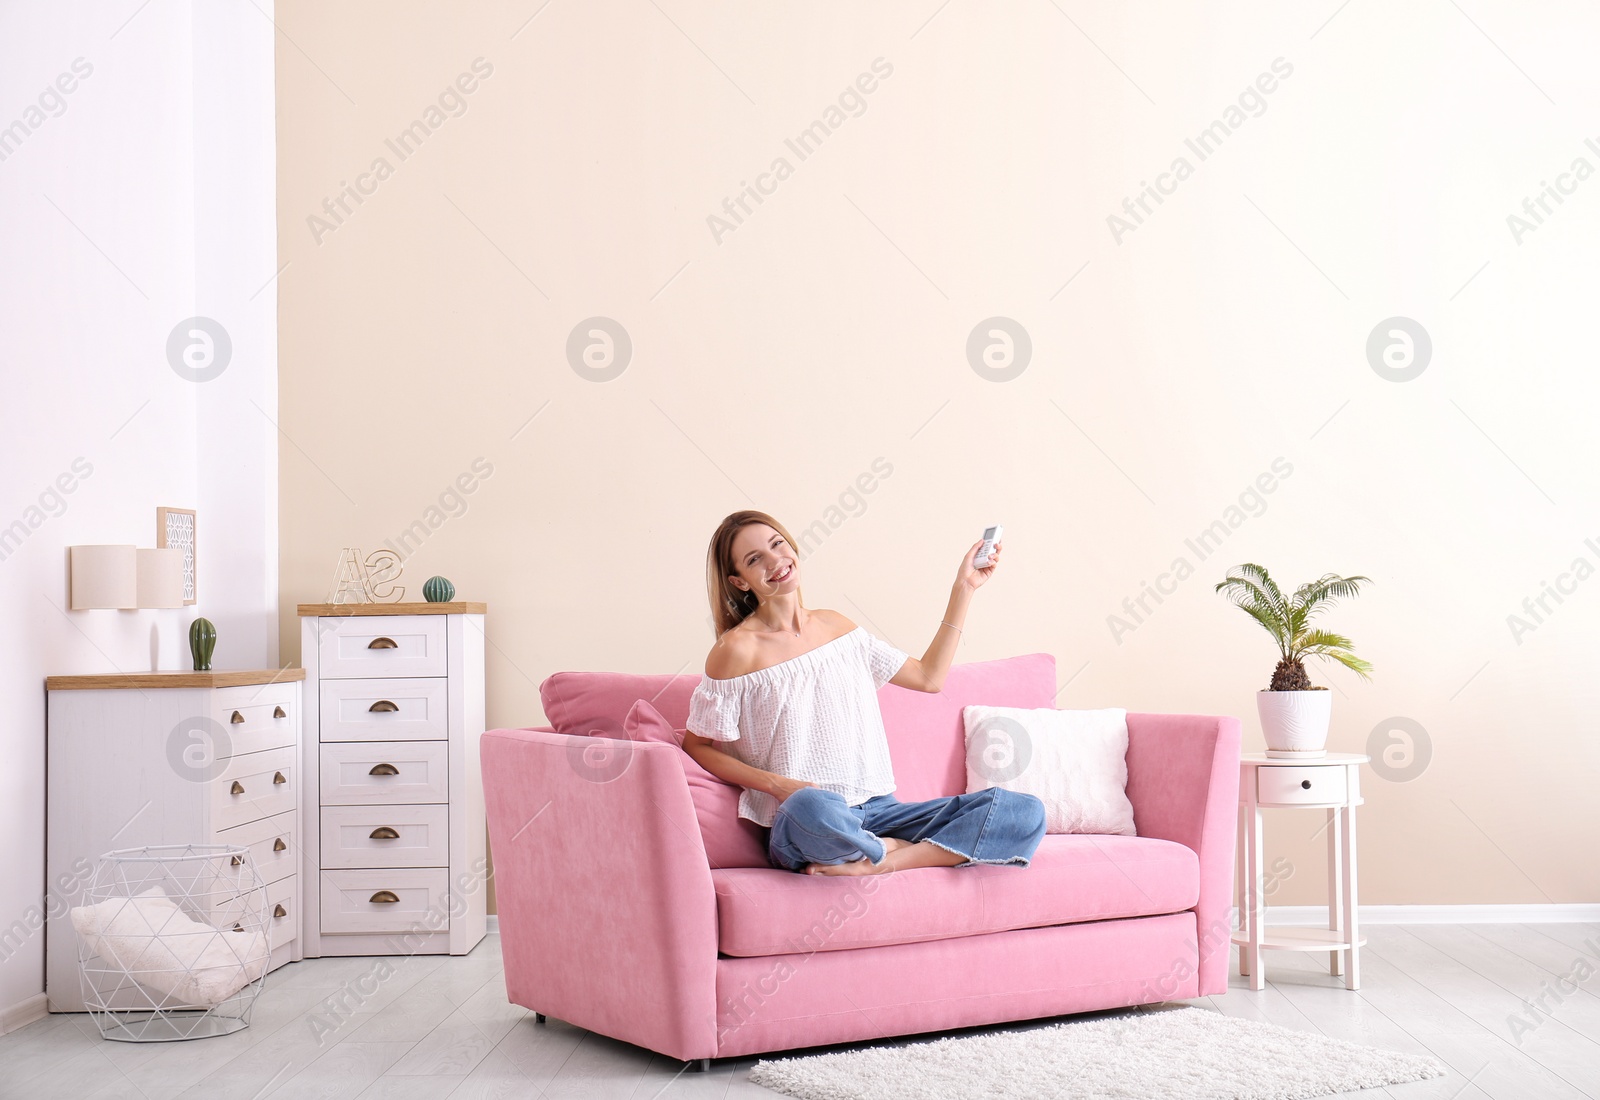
top-left (1256, 689), bottom-right (1332, 759)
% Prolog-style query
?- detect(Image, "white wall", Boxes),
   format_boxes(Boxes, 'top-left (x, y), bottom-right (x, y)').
top-left (0, 1), bottom-right (277, 1022)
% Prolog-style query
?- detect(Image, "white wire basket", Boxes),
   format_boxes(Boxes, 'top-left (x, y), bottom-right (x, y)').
top-left (73, 844), bottom-right (271, 1042)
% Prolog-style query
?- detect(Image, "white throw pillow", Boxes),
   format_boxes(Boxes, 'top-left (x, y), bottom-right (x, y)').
top-left (70, 886), bottom-right (270, 1007)
top-left (962, 705), bottom-right (1135, 835)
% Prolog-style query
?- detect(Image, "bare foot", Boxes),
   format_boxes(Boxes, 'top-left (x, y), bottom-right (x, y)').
top-left (802, 837), bottom-right (913, 876)
top-left (805, 841), bottom-right (966, 877)
top-left (805, 859), bottom-right (877, 876)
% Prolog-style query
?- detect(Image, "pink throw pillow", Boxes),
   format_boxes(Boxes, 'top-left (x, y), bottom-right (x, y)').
top-left (541, 671), bottom-right (701, 739)
top-left (623, 699), bottom-right (770, 869)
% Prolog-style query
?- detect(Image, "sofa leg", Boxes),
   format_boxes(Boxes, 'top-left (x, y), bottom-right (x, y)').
top-left (535, 1013), bottom-right (546, 1024)
top-left (687, 1058), bottom-right (711, 1072)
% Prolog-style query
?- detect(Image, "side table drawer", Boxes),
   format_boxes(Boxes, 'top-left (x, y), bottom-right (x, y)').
top-left (213, 746), bottom-right (297, 831)
top-left (317, 616), bottom-right (446, 679)
top-left (1258, 765), bottom-right (1348, 805)
top-left (320, 678), bottom-right (448, 742)
top-left (321, 741), bottom-right (449, 805)
top-left (321, 804), bottom-right (449, 869)
top-left (321, 868), bottom-right (449, 934)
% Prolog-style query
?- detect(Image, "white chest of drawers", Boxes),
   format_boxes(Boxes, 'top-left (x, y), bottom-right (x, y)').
top-left (297, 603), bottom-right (487, 957)
top-left (44, 669), bottom-right (306, 1012)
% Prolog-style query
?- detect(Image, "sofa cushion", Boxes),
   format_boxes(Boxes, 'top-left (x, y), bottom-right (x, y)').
top-left (709, 832), bottom-right (1198, 957)
top-left (622, 699), bottom-right (770, 869)
top-left (541, 671), bottom-right (700, 738)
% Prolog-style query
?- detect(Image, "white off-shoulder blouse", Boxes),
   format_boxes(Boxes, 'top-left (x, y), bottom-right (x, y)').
top-left (686, 627), bottom-right (911, 827)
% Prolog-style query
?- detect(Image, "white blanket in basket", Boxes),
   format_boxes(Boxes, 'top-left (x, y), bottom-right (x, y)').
top-left (71, 887), bottom-right (270, 1007)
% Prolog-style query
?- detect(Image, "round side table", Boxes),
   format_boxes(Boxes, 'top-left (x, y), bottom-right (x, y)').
top-left (1233, 752), bottom-right (1369, 991)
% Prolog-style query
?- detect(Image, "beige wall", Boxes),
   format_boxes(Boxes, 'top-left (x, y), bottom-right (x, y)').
top-left (277, 1), bottom-right (1600, 908)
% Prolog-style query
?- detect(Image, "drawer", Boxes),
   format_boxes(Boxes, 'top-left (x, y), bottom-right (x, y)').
top-left (316, 616), bottom-right (446, 679)
top-left (1258, 765), bottom-right (1348, 805)
top-left (321, 741), bottom-right (449, 805)
top-left (212, 745), bottom-right (297, 832)
top-left (199, 871), bottom-right (295, 942)
top-left (266, 874), bottom-right (299, 952)
top-left (320, 804), bottom-right (449, 869)
top-left (320, 678), bottom-right (449, 742)
top-left (212, 682), bottom-right (298, 757)
top-left (320, 868), bottom-right (449, 934)
top-left (214, 810), bottom-right (297, 886)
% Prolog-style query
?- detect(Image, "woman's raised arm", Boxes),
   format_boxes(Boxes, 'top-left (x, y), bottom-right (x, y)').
top-left (890, 537), bottom-right (1001, 693)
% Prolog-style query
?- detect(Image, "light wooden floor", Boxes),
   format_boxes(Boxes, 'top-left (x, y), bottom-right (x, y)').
top-left (2, 924), bottom-right (1595, 1099)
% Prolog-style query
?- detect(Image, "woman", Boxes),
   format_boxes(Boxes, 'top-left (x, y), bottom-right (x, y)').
top-left (684, 510), bottom-right (1047, 876)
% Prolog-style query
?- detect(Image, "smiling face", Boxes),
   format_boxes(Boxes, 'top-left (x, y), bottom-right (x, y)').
top-left (727, 522), bottom-right (800, 602)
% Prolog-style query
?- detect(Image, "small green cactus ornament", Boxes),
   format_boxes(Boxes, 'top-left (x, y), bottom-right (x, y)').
top-left (189, 617), bottom-right (217, 671)
top-left (422, 576), bottom-right (455, 603)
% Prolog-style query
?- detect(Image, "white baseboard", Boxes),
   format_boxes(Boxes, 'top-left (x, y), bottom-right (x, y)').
top-left (486, 915), bottom-right (498, 934)
top-left (0, 994), bottom-right (47, 1037)
top-left (1232, 904), bottom-right (1600, 926)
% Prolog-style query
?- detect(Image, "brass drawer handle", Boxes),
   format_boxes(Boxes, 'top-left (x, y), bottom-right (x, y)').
top-left (369, 763), bottom-right (399, 776)
top-left (369, 826), bottom-right (400, 840)
top-left (273, 771), bottom-right (287, 785)
top-left (230, 710), bottom-right (244, 724)
top-left (230, 780), bottom-right (245, 795)
top-left (368, 637), bottom-right (398, 649)
top-left (273, 705), bottom-right (287, 719)
top-left (273, 903), bottom-right (287, 918)
top-left (273, 838), bottom-right (287, 852)
top-left (369, 890), bottom-right (400, 904)
top-left (368, 700), bottom-right (399, 713)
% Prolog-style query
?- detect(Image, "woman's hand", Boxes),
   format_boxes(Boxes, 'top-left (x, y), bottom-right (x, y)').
top-left (955, 538), bottom-right (1002, 592)
top-left (767, 775), bottom-right (819, 803)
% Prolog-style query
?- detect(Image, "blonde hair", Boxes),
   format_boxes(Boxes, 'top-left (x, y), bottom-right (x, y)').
top-left (705, 510), bottom-right (804, 636)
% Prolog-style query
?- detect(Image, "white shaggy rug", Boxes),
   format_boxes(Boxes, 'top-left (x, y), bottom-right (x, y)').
top-left (748, 1006), bottom-right (1445, 1100)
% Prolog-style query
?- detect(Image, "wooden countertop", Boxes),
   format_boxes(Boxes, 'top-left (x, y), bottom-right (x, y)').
top-left (296, 602), bottom-right (487, 617)
top-left (46, 668), bottom-right (306, 690)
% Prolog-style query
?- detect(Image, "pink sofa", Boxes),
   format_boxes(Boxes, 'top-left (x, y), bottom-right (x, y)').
top-left (481, 652), bottom-right (1240, 1067)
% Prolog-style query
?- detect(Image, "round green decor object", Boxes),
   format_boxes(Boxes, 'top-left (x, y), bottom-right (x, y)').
top-left (189, 618), bottom-right (217, 671)
top-left (423, 576), bottom-right (456, 603)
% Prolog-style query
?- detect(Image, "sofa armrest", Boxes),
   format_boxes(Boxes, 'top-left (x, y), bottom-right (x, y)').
top-left (1123, 712), bottom-right (1241, 996)
top-left (482, 727), bottom-right (719, 1061)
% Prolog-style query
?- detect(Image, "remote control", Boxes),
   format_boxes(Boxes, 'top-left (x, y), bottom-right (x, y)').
top-left (974, 525), bottom-right (1002, 569)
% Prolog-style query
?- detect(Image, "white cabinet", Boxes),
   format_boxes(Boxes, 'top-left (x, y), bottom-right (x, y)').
top-left (44, 670), bottom-right (306, 1012)
top-left (298, 603), bottom-right (486, 957)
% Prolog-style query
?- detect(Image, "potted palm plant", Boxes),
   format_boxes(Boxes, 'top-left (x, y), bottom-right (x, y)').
top-left (1215, 564), bottom-right (1374, 758)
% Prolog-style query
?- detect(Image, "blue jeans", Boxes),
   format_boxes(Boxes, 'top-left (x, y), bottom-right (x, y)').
top-left (767, 786), bottom-right (1047, 872)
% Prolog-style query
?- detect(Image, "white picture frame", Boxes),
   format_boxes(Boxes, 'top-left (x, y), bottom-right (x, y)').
top-left (156, 507), bottom-right (196, 605)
